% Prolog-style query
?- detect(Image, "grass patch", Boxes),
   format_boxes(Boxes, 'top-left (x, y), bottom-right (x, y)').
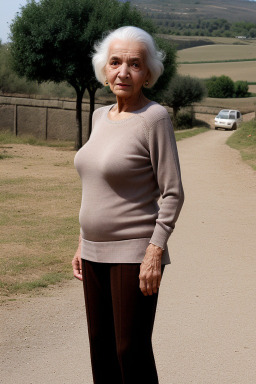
top-left (0, 153), bottom-right (13, 160)
top-left (227, 120), bottom-right (256, 170)
top-left (0, 272), bottom-right (71, 295)
top-left (0, 130), bottom-right (74, 148)
top-left (175, 127), bottom-right (209, 141)
top-left (0, 143), bottom-right (81, 297)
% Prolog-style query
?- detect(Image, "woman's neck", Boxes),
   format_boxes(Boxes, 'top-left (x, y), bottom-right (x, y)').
top-left (115, 92), bottom-right (149, 113)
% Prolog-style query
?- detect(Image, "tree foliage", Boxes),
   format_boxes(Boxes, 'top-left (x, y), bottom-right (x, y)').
top-left (206, 75), bottom-right (234, 98)
top-left (144, 37), bottom-right (177, 102)
top-left (205, 76), bottom-right (250, 98)
top-left (234, 80), bottom-right (249, 98)
top-left (163, 74), bottom-right (206, 128)
top-left (10, 0), bottom-right (176, 149)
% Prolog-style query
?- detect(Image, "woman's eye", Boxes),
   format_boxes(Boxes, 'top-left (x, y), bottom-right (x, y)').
top-left (132, 62), bottom-right (139, 68)
top-left (111, 61), bottom-right (119, 66)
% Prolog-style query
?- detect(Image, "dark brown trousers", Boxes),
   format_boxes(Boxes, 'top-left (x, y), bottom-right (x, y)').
top-left (82, 259), bottom-right (165, 384)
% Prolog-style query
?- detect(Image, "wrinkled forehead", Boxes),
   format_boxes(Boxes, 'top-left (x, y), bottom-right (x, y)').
top-left (107, 39), bottom-right (147, 60)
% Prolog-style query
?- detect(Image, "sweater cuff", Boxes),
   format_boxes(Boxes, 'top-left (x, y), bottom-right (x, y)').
top-left (149, 223), bottom-right (173, 250)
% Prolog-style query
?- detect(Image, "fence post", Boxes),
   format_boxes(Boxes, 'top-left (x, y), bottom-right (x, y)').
top-left (13, 104), bottom-right (18, 136)
top-left (45, 107), bottom-right (48, 140)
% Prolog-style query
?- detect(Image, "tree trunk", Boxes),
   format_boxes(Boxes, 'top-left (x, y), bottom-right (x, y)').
top-left (75, 87), bottom-right (85, 150)
top-left (87, 85), bottom-right (96, 139)
top-left (172, 107), bottom-right (179, 130)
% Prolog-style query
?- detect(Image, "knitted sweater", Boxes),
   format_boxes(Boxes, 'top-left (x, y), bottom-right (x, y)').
top-left (74, 101), bottom-right (184, 264)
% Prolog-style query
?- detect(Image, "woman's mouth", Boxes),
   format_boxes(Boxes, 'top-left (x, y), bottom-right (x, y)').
top-left (117, 83), bottom-right (131, 87)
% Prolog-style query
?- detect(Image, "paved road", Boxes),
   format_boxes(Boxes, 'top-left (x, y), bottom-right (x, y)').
top-left (1, 129), bottom-right (256, 384)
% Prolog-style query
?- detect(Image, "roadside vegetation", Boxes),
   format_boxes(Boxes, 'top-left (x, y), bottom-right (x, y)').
top-left (175, 127), bottom-right (209, 141)
top-left (0, 140), bottom-right (80, 298)
top-left (227, 120), bottom-right (256, 170)
top-left (0, 131), bottom-right (74, 148)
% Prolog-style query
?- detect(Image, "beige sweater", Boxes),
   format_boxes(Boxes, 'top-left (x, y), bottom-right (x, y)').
top-left (74, 101), bottom-right (184, 264)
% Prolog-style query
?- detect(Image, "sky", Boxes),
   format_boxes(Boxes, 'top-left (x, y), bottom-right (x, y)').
top-left (0, 0), bottom-right (40, 43)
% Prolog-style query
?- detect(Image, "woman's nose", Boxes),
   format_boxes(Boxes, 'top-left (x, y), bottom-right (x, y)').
top-left (118, 63), bottom-right (129, 79)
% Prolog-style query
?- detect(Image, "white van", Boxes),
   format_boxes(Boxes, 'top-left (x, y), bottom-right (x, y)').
top-left (214, 109), bottom-right (243, 130)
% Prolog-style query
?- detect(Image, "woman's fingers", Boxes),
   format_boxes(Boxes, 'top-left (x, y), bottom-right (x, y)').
top-left (72, 236), bottom-right (83, 281)
top-left (139, 265), bottom-right (161, 296)
top-left (139, 276), bottom-right (148, 296)
top-left (72, 256), bottom-right (83, 281)
top-left (152, 272), bottom-right (159, 294)
top-left (147, 281), bottom-right (153, 296)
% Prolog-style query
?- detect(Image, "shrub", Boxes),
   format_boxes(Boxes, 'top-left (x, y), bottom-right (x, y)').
top-left (234, 81), bottom-right (249, 98)
top-left (163, 74), bottom-right (206, 129)
top-left (175, 110), bottom-right (194, 130)
top-left (206, 75), bottom-right (234, 98)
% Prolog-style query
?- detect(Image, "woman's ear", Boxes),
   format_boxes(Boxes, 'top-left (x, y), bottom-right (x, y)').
top-left (146, 69), bottom-right (151, 85)
top-left (144, 70), bottom-right (151, 88)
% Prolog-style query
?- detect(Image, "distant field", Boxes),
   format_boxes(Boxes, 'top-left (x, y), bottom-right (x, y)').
top-left (162, 34), bottom-right (256, 46)
top-left (178, 61), bottom-right (256, 82)
top-left (194, 97), bottom-right (256, 114)
top-left (249, 85), bottom-right (256, 93)
top-left (177, 44), bottom-right (256, 62)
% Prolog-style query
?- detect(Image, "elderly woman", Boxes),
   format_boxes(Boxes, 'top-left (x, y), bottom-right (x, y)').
top-left (72, 26), bottom-right (184, 384)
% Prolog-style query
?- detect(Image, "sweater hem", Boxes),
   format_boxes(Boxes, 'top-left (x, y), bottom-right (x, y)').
top-left (81, 237), bottom-right (171, 265)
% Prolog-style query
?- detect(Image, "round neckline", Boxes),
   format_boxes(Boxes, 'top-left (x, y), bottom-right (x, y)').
top-left (106, 101), bottom-right (155, 124)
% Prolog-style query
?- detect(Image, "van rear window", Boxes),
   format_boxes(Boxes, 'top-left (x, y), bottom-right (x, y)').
top-left (218, 112), bottom-right (229, 119)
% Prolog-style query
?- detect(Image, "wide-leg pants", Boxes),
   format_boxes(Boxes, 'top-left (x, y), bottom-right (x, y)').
top-left (82, 259), bottom-right (165, 384)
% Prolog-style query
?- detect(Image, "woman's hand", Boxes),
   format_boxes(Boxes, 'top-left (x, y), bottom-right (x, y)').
top-left (72, 234), bottom-right (83, 281)
top-left (139, 243), bottom-right (163, 296)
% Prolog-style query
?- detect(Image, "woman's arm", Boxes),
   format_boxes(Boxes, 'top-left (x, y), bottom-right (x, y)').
top-left (148, 115), bottom-right (184, 250)
top-left (72, 234), bottom-right (83, 281)
top-left (139, 113), bottom-right (184, 296)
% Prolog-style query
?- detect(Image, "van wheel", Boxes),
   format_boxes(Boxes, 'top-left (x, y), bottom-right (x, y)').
top-left (215, 127), bottom-right (218, 130)
top-left (232, 123), bottom-right (237, 130)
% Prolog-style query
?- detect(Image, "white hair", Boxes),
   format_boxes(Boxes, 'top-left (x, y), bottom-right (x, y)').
top-left (92, 26), bottom-right (165, 88)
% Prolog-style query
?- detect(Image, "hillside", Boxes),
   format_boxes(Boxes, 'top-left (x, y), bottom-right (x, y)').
top-left (130, 0), bottom-right (256, 23)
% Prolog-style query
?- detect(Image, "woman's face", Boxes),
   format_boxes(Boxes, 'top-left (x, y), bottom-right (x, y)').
top-left (104, 39), bottom-right (150, 100)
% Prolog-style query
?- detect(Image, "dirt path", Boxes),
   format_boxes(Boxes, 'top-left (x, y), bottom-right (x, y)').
top-left (1, 129), bottom-right (256, 384)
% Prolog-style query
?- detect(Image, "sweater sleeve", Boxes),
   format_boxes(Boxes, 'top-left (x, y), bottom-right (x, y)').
top-left (148, 115), bottom-right (184, 250)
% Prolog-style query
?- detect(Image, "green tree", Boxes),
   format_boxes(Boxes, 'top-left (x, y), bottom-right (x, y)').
top-left (144, 37), bottom-right (177, 103)
top-left (0, 43), bottom-right (38, 94)
top-left (10, 0), bottom-right (165, 149)
top-left (234, 81), bottom-right (249, 98)
top-left (163, 74), bottom-right (206, 129)
top-left (249, 28), bottom-right (256, 38)
top-left (10, 0), bottom-right (177, 149)
top-left (206, 75), bottom-right (234, 98)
